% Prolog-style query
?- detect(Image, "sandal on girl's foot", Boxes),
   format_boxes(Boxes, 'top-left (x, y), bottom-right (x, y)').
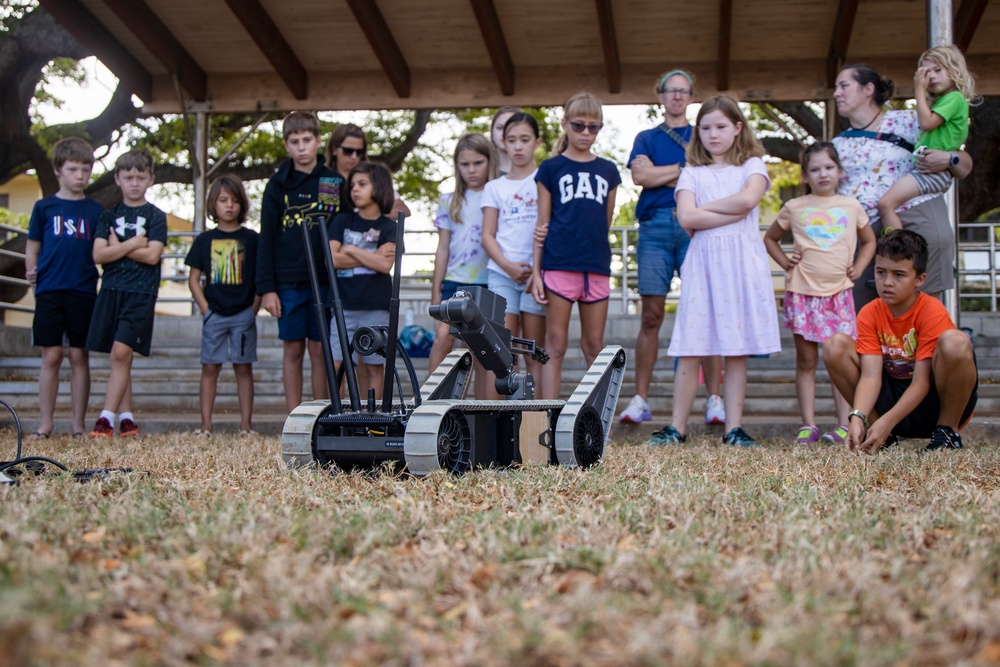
top-left (28, 431), bottom-right (51, 441)
top-left (794, 424), bottom-right (819, 446)
top-left (192, 429), bottom-right (212, 438)
top-left (238, 429), bottom-right (258, 437)
top-left (822, 425), bottom-right (849, 446)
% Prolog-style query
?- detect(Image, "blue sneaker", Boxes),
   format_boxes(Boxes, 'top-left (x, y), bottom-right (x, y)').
top-left (723, 427), bottom-right (759, 447)
top-left (647, 426), bottom-right (686, 446)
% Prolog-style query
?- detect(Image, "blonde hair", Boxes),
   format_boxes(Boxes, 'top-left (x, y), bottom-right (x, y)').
top-left (686, 95), bottom-right (764, 167)
top-left (553, 91), bottom-right (604, 156)
top-left (919, 45), bottom-right (981, 106)
top-left (450, 133), bottom-right (497, 224)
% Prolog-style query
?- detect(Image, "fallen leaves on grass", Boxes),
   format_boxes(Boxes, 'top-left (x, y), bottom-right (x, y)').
top-left (0, 429), bottom-right (998, 666)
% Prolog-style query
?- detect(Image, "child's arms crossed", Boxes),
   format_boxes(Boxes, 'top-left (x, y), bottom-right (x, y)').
top-left (92, 232), bottom-right (148, 264)
top-left (677, 173), bottom-right (768, 231)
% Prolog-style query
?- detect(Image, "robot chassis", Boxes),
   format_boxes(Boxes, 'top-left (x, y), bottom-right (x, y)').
top-left (281, 212), bottom-right (626, 476)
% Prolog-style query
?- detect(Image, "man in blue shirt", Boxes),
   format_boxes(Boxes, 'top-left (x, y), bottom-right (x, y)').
top-left (619, 70), bottom-right (725, 434)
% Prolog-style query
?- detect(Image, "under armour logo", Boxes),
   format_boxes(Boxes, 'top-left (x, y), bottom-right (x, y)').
top-left (115, 215), bottom-right (147, 238)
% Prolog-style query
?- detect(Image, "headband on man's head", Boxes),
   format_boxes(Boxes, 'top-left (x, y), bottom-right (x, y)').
top-left (657, 69), bottom-right (694, 93)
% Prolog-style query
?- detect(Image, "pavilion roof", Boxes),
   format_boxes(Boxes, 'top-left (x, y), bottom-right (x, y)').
top-left (39, 0), bottom-right (1000, 113)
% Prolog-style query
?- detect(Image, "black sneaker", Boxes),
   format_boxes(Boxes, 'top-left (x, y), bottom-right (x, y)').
top-left (723, 427), bottom-right (759, 447)
top-left (926, 425), bottom-right (963, 451)
top-left (880, 434), bottom-right (900, 450)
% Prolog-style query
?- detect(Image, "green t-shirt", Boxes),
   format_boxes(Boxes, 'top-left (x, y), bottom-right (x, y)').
top-left (916, 90), bottom-right (968, 151)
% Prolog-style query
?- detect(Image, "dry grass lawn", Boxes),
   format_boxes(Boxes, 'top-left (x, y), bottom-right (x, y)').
top-left (1, 429), bottom-right (999, 666)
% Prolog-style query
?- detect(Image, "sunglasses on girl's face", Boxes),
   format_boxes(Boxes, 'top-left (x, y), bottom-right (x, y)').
top-left (339, 146), bottom-right (365, 157)
top-left (568, 120), bottom-right (603, 134)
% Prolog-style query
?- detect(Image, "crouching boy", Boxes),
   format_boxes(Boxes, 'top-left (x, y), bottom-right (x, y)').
top-left (823, 230), bottom-right (978, 453)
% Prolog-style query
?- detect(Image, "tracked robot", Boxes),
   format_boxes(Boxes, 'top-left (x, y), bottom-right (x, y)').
top-left (281, 213), bottom-right (626, 476)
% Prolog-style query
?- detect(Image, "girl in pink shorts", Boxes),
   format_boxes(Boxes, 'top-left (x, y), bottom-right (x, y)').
top-left (764, 142), bottom-right (877, 445)
top-left (531, 92), bottom-right (622, 400)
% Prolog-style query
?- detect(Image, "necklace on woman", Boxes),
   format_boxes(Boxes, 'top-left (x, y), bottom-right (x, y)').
top-left (852, 110), bottom-right (883, 131)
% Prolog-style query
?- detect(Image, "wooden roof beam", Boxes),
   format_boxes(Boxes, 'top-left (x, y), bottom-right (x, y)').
top-left (595, 0), bottom-right (621, 94)
top-left (223, 0), bottom-right (308, 99)
top-left (955, 0), bottom-right (990, 51)
top-left (38, 0), bottom-right (152, 101)
top-left (468, 0), bottom-right (514, 95)
top-left (344, 0), bottom-right (410, 98)
top-left (826, 0), bottom-right (860, 88)
top-left (101, 0), bottom-right (207, 101)
top-left (717, 0), bottom-right (731, 91)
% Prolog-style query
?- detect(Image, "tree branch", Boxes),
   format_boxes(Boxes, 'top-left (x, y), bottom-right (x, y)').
top-left (376, 109), bottom-right (433, 172)
top-left (85, 161), bottom-right (280, 207)
top-left (761, 137), bottom-right (803, 163)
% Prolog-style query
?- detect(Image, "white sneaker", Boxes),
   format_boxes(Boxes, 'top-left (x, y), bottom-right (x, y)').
top-left (618, 395), bottom-right (652, 423)
top-left (705, 394), bottom-right (726, 424)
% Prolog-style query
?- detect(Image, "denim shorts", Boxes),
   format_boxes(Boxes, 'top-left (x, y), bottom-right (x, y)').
top-left (441, 280), bottom-right (487, 302)
top-left (201, 306), bottom-right (257, 365)
top-left (637, 206), bottom-right (690, 296)
top-left (277, 286), bottom-right (328, 342)
top-left (486, 270), bottom-right (546, 317)
top-left (330, 309), bottom-right (390, 364)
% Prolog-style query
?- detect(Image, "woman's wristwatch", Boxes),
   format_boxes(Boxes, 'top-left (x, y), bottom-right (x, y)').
top-left (949, 152), bottom-right (961, 167)
top-left (848, 409), bottom-right (869, 429)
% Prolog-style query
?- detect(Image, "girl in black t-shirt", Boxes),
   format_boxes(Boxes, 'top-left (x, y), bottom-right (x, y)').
top-left (327, 162), bottom-right (398, 399)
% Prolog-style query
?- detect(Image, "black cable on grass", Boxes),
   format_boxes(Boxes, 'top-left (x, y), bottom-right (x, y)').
top-left (1, 400), bottom-right (146, 483)
top-left (1, 399), bottom-right (69, 478)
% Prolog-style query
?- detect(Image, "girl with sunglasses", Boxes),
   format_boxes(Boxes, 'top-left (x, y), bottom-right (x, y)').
top-left (531, 91), bottom-right (621, 400)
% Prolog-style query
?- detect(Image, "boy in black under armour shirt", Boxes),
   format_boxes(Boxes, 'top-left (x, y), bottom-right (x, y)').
top-left (86, 149), bottom-right (167, 438)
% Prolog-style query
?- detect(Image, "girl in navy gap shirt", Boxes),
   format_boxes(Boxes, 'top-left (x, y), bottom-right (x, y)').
top-left (531, 92), bottom-right (621, 399)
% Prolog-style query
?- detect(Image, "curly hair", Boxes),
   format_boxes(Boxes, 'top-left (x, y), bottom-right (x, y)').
top-left (919, 45), bottom-right (981, 107)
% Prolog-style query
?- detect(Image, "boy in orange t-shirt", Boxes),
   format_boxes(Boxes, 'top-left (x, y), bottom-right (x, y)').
top-left (823, 230), bottom-right (978, 452)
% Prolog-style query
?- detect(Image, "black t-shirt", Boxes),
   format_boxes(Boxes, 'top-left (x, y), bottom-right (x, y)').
top-left (94, 202), bottom-right (169, 295)
top-left (327, 212), bottom-right (398, 310)
top-left (185, 226), bottom-right (259, 316)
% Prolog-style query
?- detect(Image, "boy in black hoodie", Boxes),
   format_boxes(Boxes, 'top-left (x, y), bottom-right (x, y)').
top-left (257, 111), bottom-right (344, 411)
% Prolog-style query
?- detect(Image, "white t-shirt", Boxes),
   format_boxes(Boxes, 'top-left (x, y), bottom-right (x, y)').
top-left (481, 170), bottom-right (539, 274)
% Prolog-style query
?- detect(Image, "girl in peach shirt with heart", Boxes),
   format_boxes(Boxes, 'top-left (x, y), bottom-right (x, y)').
top-left (764, 142), bottom-right (877, 446)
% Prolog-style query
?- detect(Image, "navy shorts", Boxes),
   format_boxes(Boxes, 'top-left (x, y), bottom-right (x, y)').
top-left (277, 286), bottom-right (328, 342)
top-left (32, 290), bottom-right (96, 348)
top-left (86, 289), bottom-right (156, 357)
top-left (637, 206), bottom-right (690, 296)
top-left (201, 306), bottom-right (257, 365)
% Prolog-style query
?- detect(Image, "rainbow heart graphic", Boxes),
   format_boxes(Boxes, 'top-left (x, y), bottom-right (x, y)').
top-left (801, 207), bottom-right (848, 249)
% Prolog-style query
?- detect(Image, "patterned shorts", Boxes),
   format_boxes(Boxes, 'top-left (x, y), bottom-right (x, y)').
top-left (781, 289), bottom-right (856, 343)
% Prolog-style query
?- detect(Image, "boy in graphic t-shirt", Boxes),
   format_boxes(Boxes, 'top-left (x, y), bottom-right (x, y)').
top-left (86, 149), bottom-right (168, 438)
top-left (185, 174), bottom-right (260, 436)
top-left (823, 230), bottom-right (978, 452)
top-left (24, 137), bottom-right (104, 439)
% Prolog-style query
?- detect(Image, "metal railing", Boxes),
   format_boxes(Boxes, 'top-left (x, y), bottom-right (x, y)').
top-left (5, 220), bottom-right (1000, 316)
top-left (0, 222), bottom-right (33, 313)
